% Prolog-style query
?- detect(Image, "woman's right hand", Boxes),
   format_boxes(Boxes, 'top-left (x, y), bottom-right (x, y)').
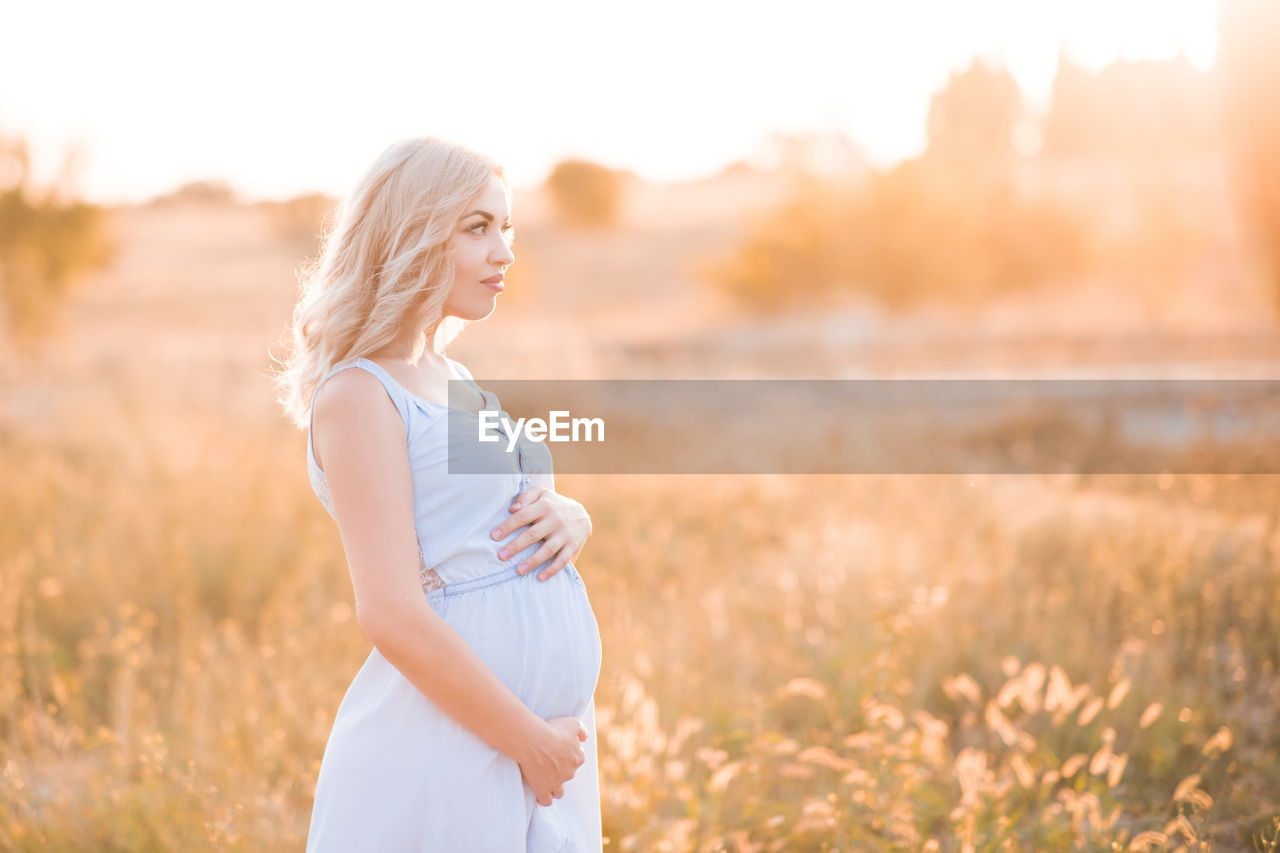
top-left (517, 715), bottom-right (588, 806)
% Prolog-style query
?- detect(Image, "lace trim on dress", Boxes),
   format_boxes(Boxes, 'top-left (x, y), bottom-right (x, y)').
top-left (418, 544), bottom-right (446, 593)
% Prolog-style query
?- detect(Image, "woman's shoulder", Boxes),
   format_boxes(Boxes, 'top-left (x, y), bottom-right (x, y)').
top-left (316, 362), bottom-right (384, 401)
top-left (310, 365), bottom-right (409, 472)
top-left (313, 362), bottom-right (408, 427)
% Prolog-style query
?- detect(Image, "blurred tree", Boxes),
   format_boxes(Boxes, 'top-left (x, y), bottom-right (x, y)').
top-left (1218, 0), bottom-right (1280, 315)
top-left (708, 58), bottom-right (1097, 315)
top-left (147, 179), bottom-right (238, 207)
top-left (717, 160), bottom-right (761, 179)
top-left (707, 158), bottom-right (1091, 314)
top-left (1041, 52), bottom-right (1220, 162)
top-left (925, 59), bottom-right (1023, 173)
top-left (1036, 52), bottom-right (1225, 301)
top-left (257, 191), bottom-right (337, 252)
top-left (545, 158), bottom-right (622, 227)
top-left (0, 134), bottom-right (113, 352)
top-left (1038, 54), bottom-right (1096, 159)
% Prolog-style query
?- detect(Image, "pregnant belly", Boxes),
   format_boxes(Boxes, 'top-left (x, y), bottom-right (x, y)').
top-left (435, 565), bottom-right (602, 721)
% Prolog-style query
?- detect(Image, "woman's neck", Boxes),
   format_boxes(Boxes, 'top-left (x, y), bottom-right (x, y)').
top-left (376, 329), bottom-right (442, 367)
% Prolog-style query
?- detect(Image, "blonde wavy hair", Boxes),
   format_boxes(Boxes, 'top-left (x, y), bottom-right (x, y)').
top-left (272, 137), bottom-right (505, 428)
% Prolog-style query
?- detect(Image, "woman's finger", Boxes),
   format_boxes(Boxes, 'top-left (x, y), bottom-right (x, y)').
top-left (490, 503), bottom-right (540, 542)
top-left (498, 515), bottom-right (553, 558)
top-left (508, 486), bottom-right (546, 513)
top-left (493, 492), bottom-right (557, 541)
top-left (537, 552), bottom-right (570, 582)
top-left (523, 536), bottom-right (566, 579)
top-left (505, 520), bottom-right (556, 567)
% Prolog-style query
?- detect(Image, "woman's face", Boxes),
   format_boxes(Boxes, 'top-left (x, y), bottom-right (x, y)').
top-left (442, 173), bottom-right (515, 322)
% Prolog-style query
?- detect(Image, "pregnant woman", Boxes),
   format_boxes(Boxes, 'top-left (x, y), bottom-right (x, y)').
top-left (274, 137), bottom-right (603, 851)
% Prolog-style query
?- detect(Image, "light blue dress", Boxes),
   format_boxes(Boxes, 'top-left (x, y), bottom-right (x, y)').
top-left (304, 356), bottom-right (603, 852)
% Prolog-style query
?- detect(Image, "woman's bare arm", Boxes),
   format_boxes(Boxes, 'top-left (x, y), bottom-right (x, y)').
top-left (311, 369), bottom-right (584, 799)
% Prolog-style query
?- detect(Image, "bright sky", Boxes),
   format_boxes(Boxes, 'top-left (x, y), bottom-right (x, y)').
top-left (2, 0), bottom-right (1217, 204)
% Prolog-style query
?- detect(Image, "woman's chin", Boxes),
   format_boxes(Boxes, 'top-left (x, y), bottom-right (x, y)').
top-left (442, 296), bottom-right (500, 323)
top-left (463, 300), bottom-right (498, 321)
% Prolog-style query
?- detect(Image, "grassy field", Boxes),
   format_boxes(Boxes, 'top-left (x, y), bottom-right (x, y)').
top-left (2, 185), bottom-right (1279, 851)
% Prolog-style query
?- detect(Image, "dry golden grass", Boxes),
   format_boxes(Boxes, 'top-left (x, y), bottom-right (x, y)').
top-left (2, 183), bottom-right (1279, 851)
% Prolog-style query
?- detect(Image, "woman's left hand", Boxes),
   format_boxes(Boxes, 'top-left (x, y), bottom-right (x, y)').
top-left (490, 486), bottom-right (592, 581)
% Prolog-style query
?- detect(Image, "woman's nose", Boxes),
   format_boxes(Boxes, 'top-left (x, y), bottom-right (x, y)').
top-left (491, 238), bottom-right (515, 265)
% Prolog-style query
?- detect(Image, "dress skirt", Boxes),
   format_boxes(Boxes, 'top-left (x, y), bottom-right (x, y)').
top-left (306, 562), bottom-right (603, 852)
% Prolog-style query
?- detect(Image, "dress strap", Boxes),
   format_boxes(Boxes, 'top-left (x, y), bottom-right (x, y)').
top-left (347, 358), bottom-right (413, 429)
top-left (308, 359), bottom-right (413, 453)
top-left (445, 356), bottom-right (481, 389)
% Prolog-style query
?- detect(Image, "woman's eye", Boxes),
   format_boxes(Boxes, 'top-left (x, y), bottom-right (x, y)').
top-left (468, 221), bottom-right (487, 235)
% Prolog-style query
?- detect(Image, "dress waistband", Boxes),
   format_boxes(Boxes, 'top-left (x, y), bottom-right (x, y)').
top-left (425, 561), bottom-right (581, 602)
top-left (426, 564), bottom-right (525, 600)
top-left (423, 541), bottom-right (547, 587)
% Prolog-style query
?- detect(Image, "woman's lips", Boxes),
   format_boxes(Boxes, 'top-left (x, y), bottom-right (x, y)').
top-left (481, 276), bottom-right (504, 292)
